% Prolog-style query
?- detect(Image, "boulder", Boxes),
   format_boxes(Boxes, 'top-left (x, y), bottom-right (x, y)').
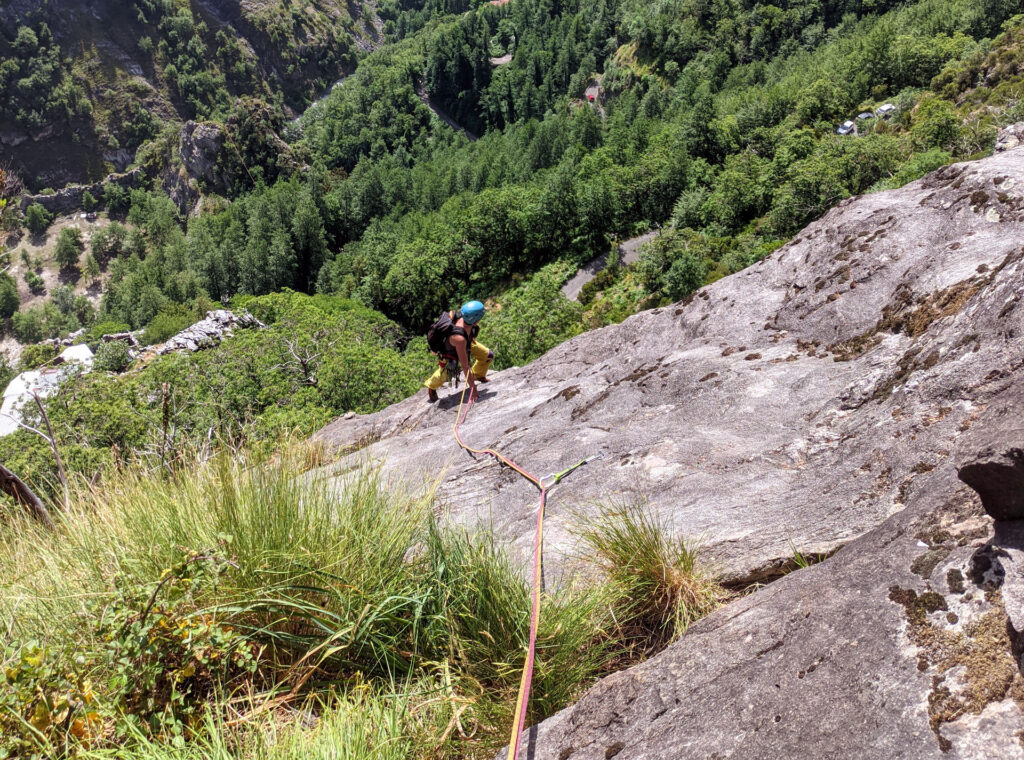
top-left (156, 310), bottom-right (264, 355)
top-left (995, 122), bottom-right (1024, 152)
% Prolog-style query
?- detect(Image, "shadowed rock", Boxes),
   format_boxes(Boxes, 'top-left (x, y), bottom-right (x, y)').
top-left (959, 448), bottom-right (1024, 521)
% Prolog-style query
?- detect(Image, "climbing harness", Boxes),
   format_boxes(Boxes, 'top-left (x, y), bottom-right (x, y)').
top-left (452, 387), bottom-right (602, 760)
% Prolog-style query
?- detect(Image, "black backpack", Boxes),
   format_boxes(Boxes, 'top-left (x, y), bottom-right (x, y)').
top-left (426, 310), bottom-right (467, 355)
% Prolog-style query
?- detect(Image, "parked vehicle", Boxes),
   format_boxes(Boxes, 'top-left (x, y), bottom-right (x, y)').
top-left (876, 103), bottom-right (896, 118)
top-left (837, 120), bottom-right (855, 135)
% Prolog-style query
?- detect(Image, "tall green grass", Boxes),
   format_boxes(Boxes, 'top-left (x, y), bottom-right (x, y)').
top-left (581, 503), bottom-right (728, 660)
top-left (1, 451), bottom-right (724, 758)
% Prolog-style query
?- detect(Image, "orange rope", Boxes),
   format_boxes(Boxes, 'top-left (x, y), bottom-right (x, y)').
top-left (451, 386), bottom-right (543, 760)
top-left (451, 383), bottom-right (600, 760)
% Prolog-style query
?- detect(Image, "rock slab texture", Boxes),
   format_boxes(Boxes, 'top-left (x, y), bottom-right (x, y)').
top-left (319, 145), bottom-right (1024, 586)
top-left (317, 142), bottom-right (1024, 756)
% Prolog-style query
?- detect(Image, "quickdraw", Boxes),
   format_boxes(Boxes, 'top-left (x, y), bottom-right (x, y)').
top-left (451, 387), bottom-right (602, 760)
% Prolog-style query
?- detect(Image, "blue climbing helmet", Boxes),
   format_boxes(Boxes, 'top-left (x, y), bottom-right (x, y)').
top-left (460, 300), bottom-right (485, 324)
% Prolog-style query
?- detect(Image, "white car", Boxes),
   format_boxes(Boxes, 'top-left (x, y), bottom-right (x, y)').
top-left (837, 120), bottom-right (855, 135)
top-left (876, 103), bottom-right (896, 118)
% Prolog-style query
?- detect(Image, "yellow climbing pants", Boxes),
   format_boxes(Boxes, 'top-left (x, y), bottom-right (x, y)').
top-left (424, 341), bottom-right (492, 390)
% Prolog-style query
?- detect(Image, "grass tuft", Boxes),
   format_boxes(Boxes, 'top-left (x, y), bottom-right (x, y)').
top-left (581, 502), bottom-right (727, 660)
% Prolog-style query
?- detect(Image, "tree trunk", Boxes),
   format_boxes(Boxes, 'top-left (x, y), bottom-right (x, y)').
top-left (0, 462), bottom-right (54, 529)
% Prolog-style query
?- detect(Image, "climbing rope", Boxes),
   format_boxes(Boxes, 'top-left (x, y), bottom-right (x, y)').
top-left (451, 385), bottom-right (600, 760)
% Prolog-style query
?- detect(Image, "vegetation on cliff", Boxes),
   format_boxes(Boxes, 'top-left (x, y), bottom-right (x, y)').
top-left (0, 449), bottom-right (722, 758)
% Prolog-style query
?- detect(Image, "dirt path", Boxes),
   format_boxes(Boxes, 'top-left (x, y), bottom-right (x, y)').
top-left (416, 79), bottom-right (479, 141)
top-left (561, 229), bottom-right (658, 301)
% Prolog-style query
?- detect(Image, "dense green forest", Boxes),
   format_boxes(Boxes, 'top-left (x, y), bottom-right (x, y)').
top-left (0, 0), bottom-right (369, 187)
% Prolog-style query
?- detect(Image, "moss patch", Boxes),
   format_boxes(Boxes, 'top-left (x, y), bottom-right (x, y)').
top-left (911, 547), bottom-right (952, 579)
top-left (891, 586), bottom-right (1024, 751)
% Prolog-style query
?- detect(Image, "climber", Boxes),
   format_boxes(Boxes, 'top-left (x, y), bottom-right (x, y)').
top-left (424, 300), bottom-right (494, 404)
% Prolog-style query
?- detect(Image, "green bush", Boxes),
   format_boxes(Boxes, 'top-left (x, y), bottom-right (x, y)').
top-left (103, 183), bottom-right (129, 214)
top-left (142, 305), bottom-right (194, 345)
top-left (19, 342), bottom-right (57, 370)
top-left (89, 320), bottom-right (131, 343)
top-left (24, 203), bottom-right (53, 235)
top-left (664, 253), bottom-right (708, 301)
top-left (11, 310), bottom-right (44, 344)
top-left (81, 190), bottom-right (97, 211)
top-left (54, 227), bottom-right (84, 270)
top-left (93, 340), bottom-right (132, 373)
top-left (0, 273), bottom-right (19, 319)
top-left (0, 354), bottom-right (13, 392)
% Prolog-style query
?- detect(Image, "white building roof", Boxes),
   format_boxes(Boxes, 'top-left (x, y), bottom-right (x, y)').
top-left (0, 344), bottom-right (94, 437)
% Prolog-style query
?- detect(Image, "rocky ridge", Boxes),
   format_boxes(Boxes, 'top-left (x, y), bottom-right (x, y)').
top-left (156, 310), bottom-right (263, 354)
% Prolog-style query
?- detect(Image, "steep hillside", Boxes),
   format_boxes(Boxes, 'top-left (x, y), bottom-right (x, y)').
top-left (317, 141), bottom-right (1024, 583)
top-left (0, 0), bottom-right (370, 189)
top-left (316, 138), bottom-right (1024, 754)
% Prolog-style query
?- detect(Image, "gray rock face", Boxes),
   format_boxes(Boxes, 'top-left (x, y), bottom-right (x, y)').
top-left (318, 147), bottom-right (1024, 591)
top-left (178, 121), bottom-right (228, 192)
top-left (511, 432), bottom-right (1024, 759)
top-left (156, 310), bottom-right (263, 354)
top-left (996, 122), bottom-right (1024, 152)
top-left (18, 168), bottom-right (145, 215)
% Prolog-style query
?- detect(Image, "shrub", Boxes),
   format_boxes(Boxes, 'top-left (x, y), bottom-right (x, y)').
top-left (24, 270), bottom-right (45, 295)
top-left (24, 203), bottom-right (53, 235)
top-left (54, 227), bottom-right (84, 270)
top-left (664, 253), bottom-right (708, 301)
top-left (581, 503), bottom-right (726, 659)
top-left (0, 274), bottom-right (18, 319)
top-left (93, 339), bottom-right (132, 372)
top-left (18, 342), bottom-right (57, 370)
top-left (81, 190), bottom-right (97, 211)
top-left (142, 304), bottom-right (194, 345)
top-left (103, 183), bottom-right (129, 214)
top-left (88, 320), bottom-right (131, 343)
top-left (11, 310), bottom-right (44, 343)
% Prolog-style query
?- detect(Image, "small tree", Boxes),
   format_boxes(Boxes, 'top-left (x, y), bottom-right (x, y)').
top-left (84, 252), bottom-right (101, 282)
top-left (0, 273), bottom-right (19, 319)
top-left (93, 339), bottom-right (132, 372)
top-left (103, 183), bottom-right (129, 215)
top-left (54, 227), bottom-right (83, 270)
top-left (81, 190), bottom-right (97, 211)
top-left (663, 253), bottom-right (708, 301)
top-left (25, 203), bottom-right (53, 235)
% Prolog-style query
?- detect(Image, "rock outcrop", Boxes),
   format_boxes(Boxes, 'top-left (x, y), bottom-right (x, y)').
top-left (316, 143), bottom-right (1024, 755)
top-left (996, 122), bottom-right (1024, 153)
top-left (156, 310), bottom-right (263, 355)
top-left (18, 168), bottom-right (145, 215)
top-left (178, 121), bottom-right (228, 192)
top-left (318, 144), bottom-right (1024, 589)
